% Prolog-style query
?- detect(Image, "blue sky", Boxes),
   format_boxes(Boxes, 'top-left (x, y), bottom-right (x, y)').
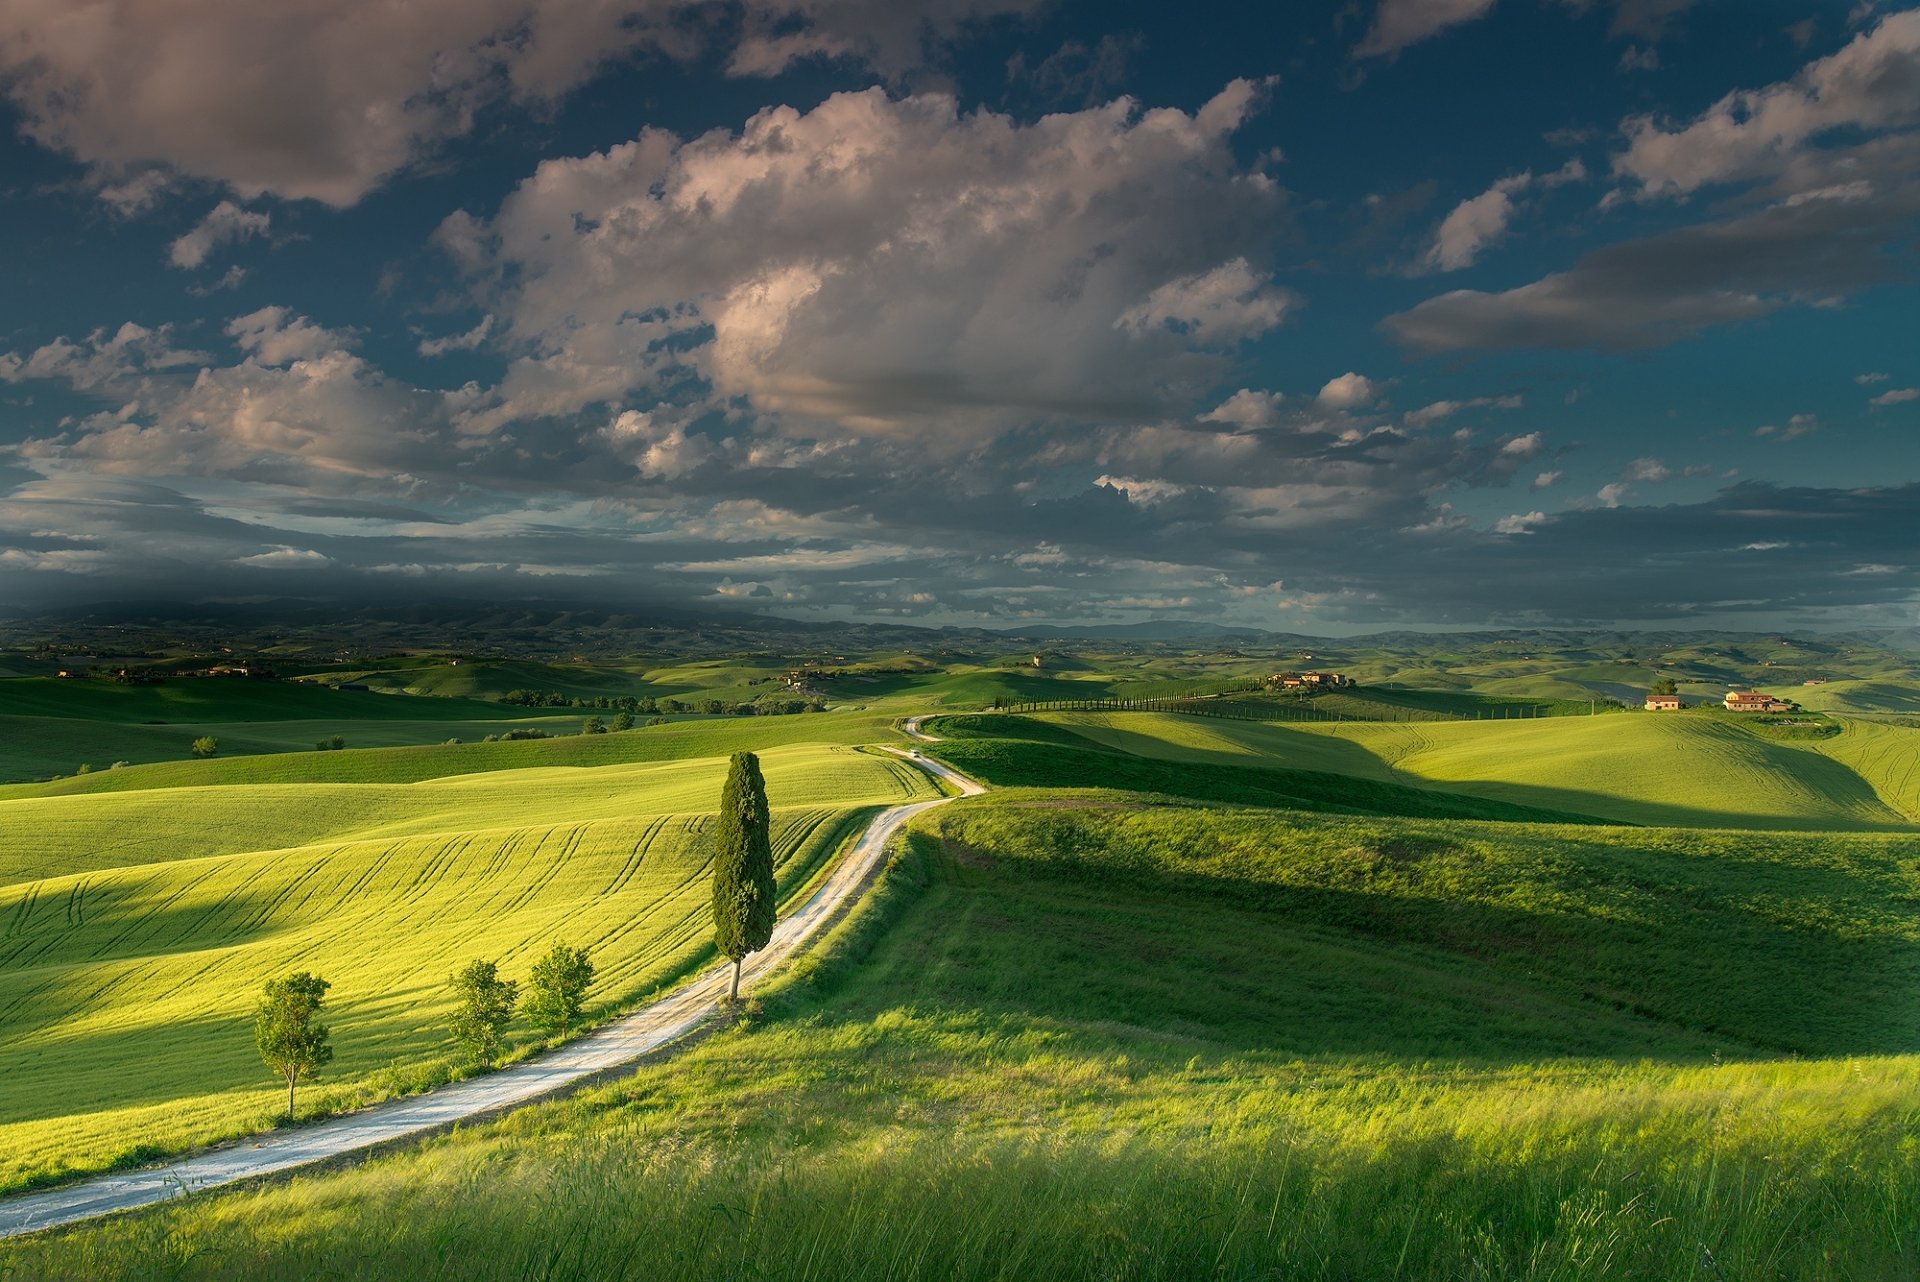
top-left (0, 0), bottom-right (1915, 631)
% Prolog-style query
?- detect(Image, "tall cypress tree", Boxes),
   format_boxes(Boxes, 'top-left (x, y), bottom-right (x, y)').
top-left (711, 750), bottom-right (776, 1001)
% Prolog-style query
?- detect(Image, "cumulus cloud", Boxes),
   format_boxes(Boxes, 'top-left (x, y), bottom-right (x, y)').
top-left (0, 322), bottom-right (208, 390)
top-left (1200, 389), bottom-right (1286, 427)
top-left (446, 81), bottom-right (1290, 436)
top-left (0, 0), bottom-right (1043, 207)
top-left (1422, 158), bottom-right (1585, 272)
top-left (1613, 10), bottom-right (1920, 198)
top-left (1115, 258), bottom-right (1297, 343)
top-left (1870, 386), bottom-right (1920, 407)
top-left (168, 201), bottom-right (270, 269)
top-left (1494, 510), bottom-right (1549, 534)
top-left (1315, 372), bottom-right (1376, 410)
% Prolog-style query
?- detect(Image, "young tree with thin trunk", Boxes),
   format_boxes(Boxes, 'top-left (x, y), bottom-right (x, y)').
top-left (710, 750), bottom-right (776, 1001)
top-left (524, 942), bottom-right (595, 1038)
top-left (255, 972), bottom-right (332, 1118)
top-left (448, 959), bottom-right (518, 1067)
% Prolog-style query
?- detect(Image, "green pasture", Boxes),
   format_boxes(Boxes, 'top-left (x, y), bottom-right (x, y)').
top-left (0, 741), bottom-right (937, 1189)
top-left (11, 797), bottom-right (1917, 1279)
top-left (985, 709), bottom-right (1920, 831)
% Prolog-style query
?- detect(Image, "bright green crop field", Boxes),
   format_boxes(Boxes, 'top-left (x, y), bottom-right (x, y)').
top-left (9, 796), bottom-right (1916, 1280)
top-left (0, 742), bottom-right (936, 1191)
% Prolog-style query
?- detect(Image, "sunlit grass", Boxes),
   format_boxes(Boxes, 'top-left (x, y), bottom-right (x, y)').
top-left (9, 797), bottom-right (1916, 1278)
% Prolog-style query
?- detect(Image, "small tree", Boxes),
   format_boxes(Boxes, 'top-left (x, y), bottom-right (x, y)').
top-left (191, 736), bottom-right (218, 758)
top-left (448, 959), bottom-right (517, 1067)
top-left (1650, 676), bottom-right (1679, 697)
top-left (582, 716), bottom-right (607, 735)
top-left (710, 751), bottom-right (776, 1001)
top-left (255, 972), bottom-right (333, 1117)
top-left (524, 943), bottom-right (596, 1038)
top-left (611, 711), bottom-right (634, 731)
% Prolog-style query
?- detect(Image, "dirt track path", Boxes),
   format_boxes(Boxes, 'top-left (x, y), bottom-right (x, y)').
top-left (0, 750), bottom-right (983, 1239)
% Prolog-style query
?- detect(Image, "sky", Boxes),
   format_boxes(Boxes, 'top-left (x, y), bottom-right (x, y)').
top-left (0, 0), bottom-right (1916, 633)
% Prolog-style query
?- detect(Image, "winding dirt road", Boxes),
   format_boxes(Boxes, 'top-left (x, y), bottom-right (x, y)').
top-left (0, 750), bottom-right (983, 1239)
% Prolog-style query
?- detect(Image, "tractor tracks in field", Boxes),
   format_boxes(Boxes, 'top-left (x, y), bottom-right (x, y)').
top-left (0, 744), bottom-right (983, 1240)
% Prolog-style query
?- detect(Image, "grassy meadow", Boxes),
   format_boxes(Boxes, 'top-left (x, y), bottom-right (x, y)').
top-left (4, 637), bottom-right (1920, 1277)
top-left (0, 742), bottom-right (936, 1191)
top-left (960, 708), bottom-right (1920, 831)
top-left (7, 796), bottom-right (1916, 1279)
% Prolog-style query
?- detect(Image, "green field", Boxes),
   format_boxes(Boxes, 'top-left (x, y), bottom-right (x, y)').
top-left (9, 796), bottom-right (1915, 1279)
top-left (983, 709), bottom-right (1920, 831)
top-left (0, 743), bottom-right (936, 1190)
top-left (6, 632), bottom-right (1920, 1276)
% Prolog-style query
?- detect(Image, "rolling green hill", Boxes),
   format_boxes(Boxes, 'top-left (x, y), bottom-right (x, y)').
top-left (993, 710), bottom-right (1920, 831)
top-left (0, 743), bottom-right (934, 885)
top-left (11, 796), bottom-right (1914, 1279)
top-left (0, 736), bottom-right (938, 1191)
top-left (0, 710), bottom-right (905, 800)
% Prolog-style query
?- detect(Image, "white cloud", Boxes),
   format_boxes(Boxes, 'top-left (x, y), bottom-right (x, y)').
top-left (1870, 386), bottom-right (1920, 407)
top-left (449, 81), bottom-right (1288, 436)
top-left (1532, 470), bottom-right (1563, 490)
top-left (168, 201), bottom-right (269, 269)
top-left (0, 0), bottom-right (1043, 208)
top-left (226, 307), bottom-right (354, 366)
top-left (1404, 394), bottom-right (1522, 425)
top-left (1355, 0), bottom-right (1499, 59)
top-left (417, 316), bottom-right (495, 357)
top-left (1115, 258), bottom-right (1297, 343)
top-left (1597, 481), bottom-right (1633, 507)
top-left (234, 546), bottom-right (333, 568)
top-left (1315, 372), bottom-right (1376, 410)
top-left (1614, 10), bottom-right (1920, 198)
top-left (1200, 388), bottom-right (1286, 427)
top-left (1424, 159), bottom-right (1584, 272)
top-left (1426, 174), bottom-right (1530, 271)
top-left (1856, 371), bottom-right (1890, 383)
top-left (1624, 456), bottom-right (1671, 482)
top-left (0, 322), bottom-right (208, 390)
top-left (1494, 510), bottom-right (1549, 534)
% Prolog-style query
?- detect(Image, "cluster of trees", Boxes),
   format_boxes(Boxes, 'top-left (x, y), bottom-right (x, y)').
top-left (250, 750), bottom-right (781, 1117)
top-left (252, 944), bottom-right (599, 1114)
top-left (500, 689), bottom-right (824, 717)
top-left (447, 943), bottom-right (597, 1068)
top-left (190, 736), bottom-right (218, 758)
top-left (313, 735), bottom-right (347, 751)
top-left (1650, 676), bottom-right (1680, 696)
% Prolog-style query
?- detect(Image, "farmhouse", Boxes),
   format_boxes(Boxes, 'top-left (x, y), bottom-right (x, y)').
top-left (1725, 691), bottom-right (1794, 713)
top-left (1645, 694), bottom-right (1682, 711)
top-left (1270, 671), bottom-right (1351, 689)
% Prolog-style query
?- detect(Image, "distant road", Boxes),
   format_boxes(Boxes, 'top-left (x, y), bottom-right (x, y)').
top-left (0, 749), bottom-right (983, 1239)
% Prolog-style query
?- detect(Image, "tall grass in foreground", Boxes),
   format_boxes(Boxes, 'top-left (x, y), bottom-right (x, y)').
top-left (10, 1061), bottom-right (1916, 1281)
